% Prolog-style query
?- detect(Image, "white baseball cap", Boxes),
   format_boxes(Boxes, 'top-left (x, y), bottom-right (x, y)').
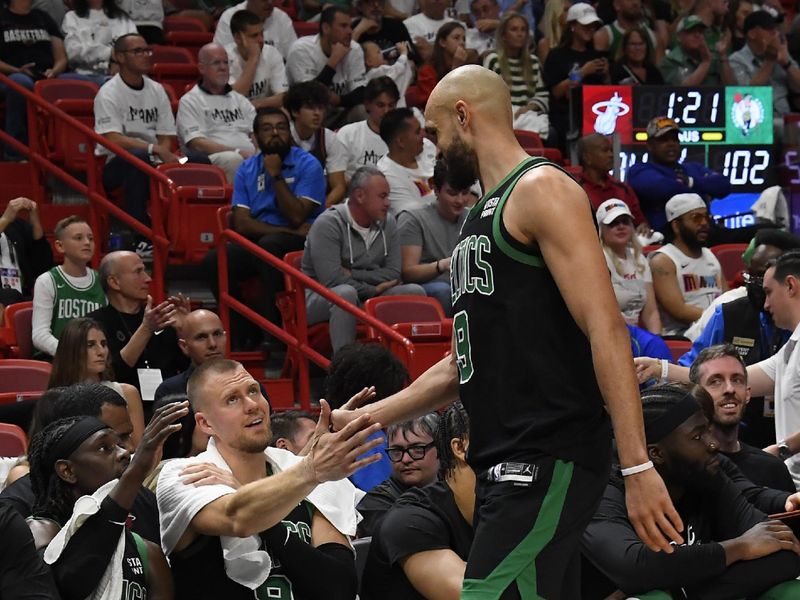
top-left (596, 199), bottom-right (634, 225)
top-left (665, 193), bottom-right (707, 222)
top-left (566, 3), bottom-right (602, 26)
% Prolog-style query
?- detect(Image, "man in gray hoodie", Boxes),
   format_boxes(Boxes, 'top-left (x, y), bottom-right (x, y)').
top-left (302, 166), bottom-right (426, 351)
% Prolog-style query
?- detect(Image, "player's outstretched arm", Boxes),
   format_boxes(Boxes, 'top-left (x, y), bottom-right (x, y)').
top-left (330, 351), bottom-right (460, 432)
top-left (507, 166), bottom-right (684, 553)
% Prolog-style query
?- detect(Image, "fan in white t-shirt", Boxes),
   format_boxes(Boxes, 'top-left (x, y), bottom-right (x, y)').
top-left (177, 43), bottom-right (258, 183)
top-left (596, 199), bottom-right (662, 335)
top-left (403, 0), bottom-right (456, 60)
top-left (376, 108), bottom-right (436, 214)
top-left (285, 81), bottom-right (348, 207)
top-left (225, 9), bottom-right (288, 110)
top-left (213, 0), bottom-right (297, 60)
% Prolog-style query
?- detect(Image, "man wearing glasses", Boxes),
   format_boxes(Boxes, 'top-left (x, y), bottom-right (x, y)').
top-left (649, 193), bottom-right (726, 336)
top-left (357, 413), bottom-right (440, 537)
top-left (202, 107), bottom-right (325, 350)
top-left (94, 33), bottom-right (208, 258)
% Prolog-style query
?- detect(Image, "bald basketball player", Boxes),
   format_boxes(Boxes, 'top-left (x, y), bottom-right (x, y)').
top-left (332, 66), bottom-right (681, 598)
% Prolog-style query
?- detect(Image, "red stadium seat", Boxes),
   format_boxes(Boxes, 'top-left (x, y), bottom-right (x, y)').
top-left (163, 15), bottom-right (208, 32)
top-left (163, 32), bottom-right (214, 61)
top-left (711, 243), bottom-right (748, 287)
top-left (514, 130), bottom-right (543, 151)
top-left (35, 79), bottom-right (99, 103)
top-left (363, 296), bottom-right (451, 379)
top-left (664, 339), bottom-right (692, 363)
top-left (292, 21), bottom-right (318, 37)
top-left (151, 45), bottom-right (195, 64)
top-left (526, 147), bottom-right (563, 164)
top-left (0, 303), bottom-right (34, 359)
top-left (0, 359), bottom-right (51, 393)
top-left (157, 163), bottom-right (231, 263)
top-left (151, 64), bottom-right (198, 101)
top-left (0, 423), bottom-right (27, 456)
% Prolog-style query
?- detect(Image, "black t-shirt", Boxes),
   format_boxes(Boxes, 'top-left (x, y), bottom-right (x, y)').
top-left (356, 475), bottom-right (411, 538)
top-left (723, 443), bottom-right (796, 494)
top-left (0, 502), bottom-right (60, 600)
top-left (354, 17), bottom-right (419, 64)
top-left (88, 304), bottom-right (188, 391)
top-left (361, 481), bottom-right (473, 600)
top-left (543, 45), bottom-right (607, 136)
top-left (610, 61), bottom-right (664, 85)
top-left (0, 8), bottom-right (61, 71)
top-left (0, 474), bottom-right (161, 544)
top-left (451, 157), bottom-right (612, 473)
top-left (171, 501), bottom-right (314, 600)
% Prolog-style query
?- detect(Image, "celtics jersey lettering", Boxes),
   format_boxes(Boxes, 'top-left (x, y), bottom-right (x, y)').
top-left (255, 501), bottom-right (314, 600)
top-left (48, 266), bottom-right (107, 339)
top-left (450, 157), bottom-right (611, 473)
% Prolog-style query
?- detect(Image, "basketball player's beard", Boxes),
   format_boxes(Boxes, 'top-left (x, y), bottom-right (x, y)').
top-left (442, 137), bottom-right (480, 191)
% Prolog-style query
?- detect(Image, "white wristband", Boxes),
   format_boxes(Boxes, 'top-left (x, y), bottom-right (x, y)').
top-left (660, 359), bottom-right (669, 383)
top-left (147, 143), bottom-right (154, 156)
top-left (621, 461), bottom-right (654, 477)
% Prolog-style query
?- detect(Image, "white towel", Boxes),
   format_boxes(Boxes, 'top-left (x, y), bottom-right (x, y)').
top-left (157, 439), bottom-right (366, 590)
top-left (44, 479), bottom-right (125, 600)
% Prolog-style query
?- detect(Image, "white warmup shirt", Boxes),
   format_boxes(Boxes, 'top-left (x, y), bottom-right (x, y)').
top-left (651, 244), bottom-right (723, 336)
top-left (116, 0), bottom-right (163, 29)
top-left (177, 84), bottom-right (257, 153)
top-left (226, 42), bottom-right (288, 102)
top-left (286, 35), bottom-right (366, 96)
top-left (336, 120), bottom-right (388, 179)
top-left (214, 3), bottom-right (297, 60)
top-left (62, 10), bottom-right (137, 75)
top-left (94, 74), bottom-right (175, 158)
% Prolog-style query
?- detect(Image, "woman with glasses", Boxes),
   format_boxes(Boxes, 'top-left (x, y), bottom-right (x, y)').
top-left (48, 317), bottom-right (145, 446)
top-left (62, 0), bottom-right (137, 85)
top-left (610, 26), bottom-right (664, 84)
top-left (597, 199), bottom-right (662, 335)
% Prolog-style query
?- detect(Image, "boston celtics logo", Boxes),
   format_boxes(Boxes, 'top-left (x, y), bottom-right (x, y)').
top-left (730, 93), bottom-right (765, 138)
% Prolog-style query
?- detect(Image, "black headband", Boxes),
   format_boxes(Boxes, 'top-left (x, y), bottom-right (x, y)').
top-left (45, 417), bottom-right (110, 471)
top-left (644, 393), bottom-right (702, 443)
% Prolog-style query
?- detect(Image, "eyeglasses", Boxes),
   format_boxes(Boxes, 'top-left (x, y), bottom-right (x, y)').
top-left (743, 272), bottom-right (764, 287)
top-left (119, 47), bottom-right (153, 56)
top-left (258, 123), bottom-right (290, 134)
top-left (386, 442), bottom-right (435, 462)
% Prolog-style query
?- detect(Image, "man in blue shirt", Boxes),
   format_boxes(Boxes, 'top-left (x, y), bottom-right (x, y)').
top-left (628, 116), bottom-right (730, 232)
top-left (203, 107), bottom-right (325, 349)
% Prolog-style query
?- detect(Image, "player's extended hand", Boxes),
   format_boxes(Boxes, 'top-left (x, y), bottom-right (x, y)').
top-left (127, 400), bottom-right (189, 479)
top-left (180, 462), bottom-right (242, 489)
top-left (303, 399), bottom-right (382, 483)
top-left (625, 467), bottom-right (684, 553)
top-left (634, 356), bottom-right (661, 384)
top-left (329, 386), bottom-right (376, 432)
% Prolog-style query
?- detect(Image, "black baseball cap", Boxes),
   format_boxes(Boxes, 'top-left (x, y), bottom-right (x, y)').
top-left (743, 10), bottom-right (777, 34)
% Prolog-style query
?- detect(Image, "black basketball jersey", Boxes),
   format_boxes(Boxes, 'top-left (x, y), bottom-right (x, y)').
top-left (450, 157), bottom-right (611, 473)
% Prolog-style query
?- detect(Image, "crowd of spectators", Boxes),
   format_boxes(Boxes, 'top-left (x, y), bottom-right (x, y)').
top-left (5, 0), bottom-right (800, 597)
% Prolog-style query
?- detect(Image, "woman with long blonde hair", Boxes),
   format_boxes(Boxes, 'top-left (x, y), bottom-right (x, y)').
top-left (596, 199), bottom-right (662, 334)
top-left (537, 0), bottom-right (571, 62)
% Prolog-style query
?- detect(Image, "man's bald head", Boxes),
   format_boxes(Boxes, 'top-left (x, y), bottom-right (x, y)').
top-left (179, 310), bottom-right (227, 366)
top-left (198, 43), bottom-right (225, 64)
top-left (425, 66), bottom-right (513, 133)
top-left (98, 251), bottom-right (141, 294)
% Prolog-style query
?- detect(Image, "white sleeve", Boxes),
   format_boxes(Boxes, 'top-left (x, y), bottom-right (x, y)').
top-left (176, 93), bottom-right (206, 145)
top-left (346, 44), bottom-right (366, 90)
top-left (212, 11), bottom-right (234, 48)
top-left (756, 351), bottom-right (779, 383)
top-left (286, 41), bottom-right (317, 84)
top-left (278, 11), bottom-right (297, 59)
top-left (155, 83), bottom-right (177, 136)
top-left (265, 46), bottom-right (289, 93)
top-left (31, 272), bottom-right (58, 356)
top-left (63, 13), bottom-right (110, 70)
top-left (325, 130), bottom-right (348, 173)
top-left (94, 87), bottom-right (124, 135)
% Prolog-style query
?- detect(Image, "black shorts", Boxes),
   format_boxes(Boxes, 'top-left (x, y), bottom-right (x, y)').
top-left (462, 453), bottom-right (610, 600)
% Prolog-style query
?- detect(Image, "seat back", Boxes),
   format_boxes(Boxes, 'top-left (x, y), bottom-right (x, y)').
top-left (710, 243), bottom-right (748, 285)
top-left (163, 15), bottom-right (208, 32)
top-left (157, 164), bottom-right (230, 263)
top-left (163, 32), bottom-right (214, 61)
top-left (151, 45), bottom-right (196, 64)
top-left (0, 423), bottom-right (27, 457)
top-left (0, 359), bottom-right (52, 393)
top-left (664, 339), bottom-right (692, 363)
top-left (282, 251), bottom-right (304, 293)
top-left (364, 295), bottom-right (445, 326)
top-left (151, 64), bottom-right (198, 101)
top-left (293, 21), bottom-right (318, 37)
top-left (34, 79), bottom-right (99, 104)
top-left (514, 129), bottom-right (543, 151)
top-left (5, 303), bottom-right (33, 359)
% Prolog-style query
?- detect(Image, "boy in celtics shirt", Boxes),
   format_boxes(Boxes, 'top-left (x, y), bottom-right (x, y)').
top-left (31, 216), bottom-right (106, 357)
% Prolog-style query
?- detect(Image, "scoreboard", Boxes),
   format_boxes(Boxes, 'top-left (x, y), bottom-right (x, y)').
top-left (581, 85), bottom-right (775, 226)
